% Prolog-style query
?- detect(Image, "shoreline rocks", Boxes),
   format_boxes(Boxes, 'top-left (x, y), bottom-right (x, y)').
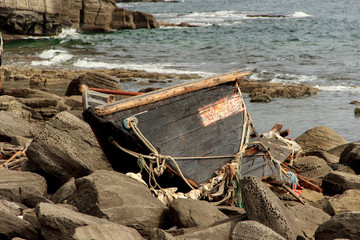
top-left (1, 66), bottom-right (320, 102)
top-left (0, 65), bottom-right (358, 239)
top-left (0, 0), bottom-right (158, 36)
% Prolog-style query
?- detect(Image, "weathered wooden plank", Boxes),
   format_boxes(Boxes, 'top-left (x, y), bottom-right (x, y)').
top-left (95, 71), bottom-right (251, 116)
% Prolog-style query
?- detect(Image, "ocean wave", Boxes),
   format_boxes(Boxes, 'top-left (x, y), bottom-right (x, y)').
top-left (291, 11), bottom-right (312, 18)
top-left (316, 85), bottom-right (360, 92)
top-left (271, 73), bottom-right (318, 84)
top-left (31, 49), bottom-right (73, 66)
top-left (249, 71), bottom-right (318, 84)
top-left (156, 10), bottom-right (311, 26)
top-left (73, 58), bottom-right (213, 76)
top-left (155, 10), bottom-right (248, 26)
top-left (58, 28), bottom-right (80, 39)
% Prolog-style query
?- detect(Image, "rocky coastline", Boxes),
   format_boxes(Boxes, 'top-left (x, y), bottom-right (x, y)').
top-left (0, 64), bottom-right (359, 239)
top-left (0, 0), bottom-right (199, 41)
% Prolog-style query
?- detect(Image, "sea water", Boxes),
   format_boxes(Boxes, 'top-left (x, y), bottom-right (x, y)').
top-left (3, 0), bottom-right (360, 141)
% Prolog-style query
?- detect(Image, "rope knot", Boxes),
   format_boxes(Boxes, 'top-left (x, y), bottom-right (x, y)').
top-left (123, 117), bottom-right (138, 130)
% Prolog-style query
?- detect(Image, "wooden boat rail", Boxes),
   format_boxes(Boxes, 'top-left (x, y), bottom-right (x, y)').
top-left (92, 71), bottom-right (252, 116)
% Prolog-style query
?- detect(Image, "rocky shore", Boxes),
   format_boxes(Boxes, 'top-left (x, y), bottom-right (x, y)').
top-left (0, 65), bottom-right (359, 240)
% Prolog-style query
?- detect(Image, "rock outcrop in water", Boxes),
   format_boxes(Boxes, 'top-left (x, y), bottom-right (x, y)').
top-left (0, 0), bottom-right (157, 37)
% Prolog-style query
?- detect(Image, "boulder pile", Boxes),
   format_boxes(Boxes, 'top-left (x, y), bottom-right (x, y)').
top-left (0, 68), bottom-right (359, 240)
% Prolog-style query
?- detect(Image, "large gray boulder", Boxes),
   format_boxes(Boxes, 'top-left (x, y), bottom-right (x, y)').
top-left (0, 110), bottom-right (41, 139)
top-left (4, 88), bottom-right (71, 121)
top-left (169, 199), bottom-right (229, 228)
top-left (295, 126), bottom-right (348, 153)
top-left (293, 156), bottom-right (333, 182)
top-left (36, 202), bottom-right (142, 240)
top-left (305, 150), bottom-right (340, 164)
top-left (323, 189), bottom-right (360, 216)
top-left (67, 170), bottom-right (169, 228)
top-left (232, 220), bottom-right (286, 240)
top-left (176, 215), bottom-right (244, 240)
top-left (73, 223), bottom-right (145, 240)
top-left (0, 169), bottom-right (47, 205)
top-left (65, 72), bottom-right (122, 96)
top-left (0, 210), bottom-right (39, 240)
top-left (239, 176), bottom-right (304, 240)
top-left (23, 111), bottom-right (112, 191)
top-left (339, 141), bottom-right (360, 174)
top-left (0, 199), bottom-right (25, 216)
top-left (50, 177), bottom-right (76, 204)
top-left (0, 96), bottom-right (32, 121)
top-left (315, 212), bottom-right (360, 240)
top-left (322, 171), bottom-right (360, 195)
top-left (287, 204), bottom-right (330, 238)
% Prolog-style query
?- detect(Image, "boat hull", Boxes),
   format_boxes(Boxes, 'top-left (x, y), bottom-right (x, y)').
top-left (83, 74), bottom-right (282, 192)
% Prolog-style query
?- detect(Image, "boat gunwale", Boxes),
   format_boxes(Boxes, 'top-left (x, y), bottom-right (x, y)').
top-left (91, 71), bottom-right (252, 116)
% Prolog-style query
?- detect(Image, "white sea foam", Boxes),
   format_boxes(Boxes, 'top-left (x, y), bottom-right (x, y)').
top-left (316, 85), bottom-right (360, 92)
top-left (271, 73), bottom-right (318, 84)
top-left (157, 10), bottom-right (310, 26)
top-left (31, 49), bottom-right (73, 66)
top-left (73, 58), bottom-right (213, 76)
top-left (58, 28), bottom-right (80, 39)
top-left (291, 11), bottom-right (312, 18)
top-left (156, 10), bottom-right (247, 26)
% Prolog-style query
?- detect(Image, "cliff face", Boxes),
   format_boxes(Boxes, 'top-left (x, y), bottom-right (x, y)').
top-left (0, 0), bottom-right (157, 36)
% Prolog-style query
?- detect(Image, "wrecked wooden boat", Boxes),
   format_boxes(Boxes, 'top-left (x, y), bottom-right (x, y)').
top-left (82, 71), bottom-right (300, 205)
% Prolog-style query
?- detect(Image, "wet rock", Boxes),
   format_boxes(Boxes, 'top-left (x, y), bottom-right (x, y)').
top-left (239, 176), bottom-right (303, 239)
top-left (322, 171), bottom-right (360, 195)
top-left (0, 169), bottom-right (47, 205)
top-left (354, 106), bottom-right (360, 115)
top-left (73, 223), bottom-right (145, 240)
top-left (67, 170), bottom-right (169, 228)
top-left (23, 111), bottom-right (112, 192)
top-left (293, 156), bottom-right (333, 182)
top-left (250, 93), bottom-right (273, 102)
top-left (169, 198), bottom-right (228, 228)
top-left (339, 141), bottom-right (360, 173)
top-left (323, 189), bottom-right (360, 216)
top-left (295, 126), bottom-right (348, 152)
top-left (287, 204), bottom-right (330, 238)
top-left (65, 72), bottom-right (122, 96)
top-left (238, 79), bottom-right (319, 99)
top-left (232, 220), bottom-right (286, 240)
top-left (111, 8), bottom-right (157, 30)
top-left (315, 212), bottom-right (360, 240)
top-left (0, 210), bottom-right (39, 240)
top-left (36, 202), bottom-right (139, 240)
